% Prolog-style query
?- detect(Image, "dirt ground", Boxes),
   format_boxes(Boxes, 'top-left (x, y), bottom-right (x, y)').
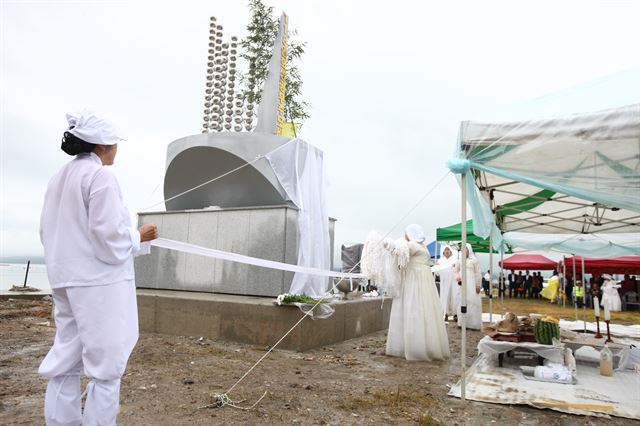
top-left (1, 297), bottom-right (638, 426)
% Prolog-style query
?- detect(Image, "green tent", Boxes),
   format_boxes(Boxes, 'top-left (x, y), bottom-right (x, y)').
top-left (436, 220), bottom-right (512, 254)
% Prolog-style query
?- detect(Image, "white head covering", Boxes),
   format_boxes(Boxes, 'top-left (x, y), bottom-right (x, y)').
top-left (405, 224), bottom-right (426, 245)
top-left (440, 243), bottom-right (458, 259)
top-left (602, 274), bottom-right (616, 281)
top-left (463, 243), bottom-right (476, 259)
top-left (66, 109), bottom-right (126, 145)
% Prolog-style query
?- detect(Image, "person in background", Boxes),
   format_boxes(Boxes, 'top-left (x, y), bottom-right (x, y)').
top-left (601, 274), bottom-right (622, 311)
top-left (508, 270), bottom-right (517, 298)
top-left (574, 280), bottom-right (585, 308)
top-left (565, 273), bottom-right (574, 305)
top-left (497, 272), bottom-right (506, 299)
top-left (619, 274), bottom-right (633, 296)
top-left (436, 245), bottom-right (459, 323)
top-left (453, 244), bottom-right (483, 330)
top-left (523, 271), bottom-right (533, 298)
top-left (516, 271), bottom-right (525, 298)
top-left (540, 270), bottom-right (560, 304)
top-left (533, 272), bottom-right (543, 299)
top-left (590, 280), bottom-right (602, 309)
top-left (38, 110), bottom-right (158, 426)
top-left (483, 270), bottom-right (491, 296)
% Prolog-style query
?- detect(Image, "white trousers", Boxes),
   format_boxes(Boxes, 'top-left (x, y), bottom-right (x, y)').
top-left (39, 280), bottom-right (139, 426)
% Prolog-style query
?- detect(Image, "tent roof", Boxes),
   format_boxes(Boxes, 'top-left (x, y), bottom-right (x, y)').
top-left (498, 253), bottom-right (557, 270)
top-left (460, 103), bottom-right (640, 235)
top-left (561, 255), bottom-right (640, 275)
top-left (455, 101), bottom-right (640, 257)
top-left (436, 220), bottom-right (511, 254)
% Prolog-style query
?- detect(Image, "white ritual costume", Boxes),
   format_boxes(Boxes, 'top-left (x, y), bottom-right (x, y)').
top-left (435, 245), bottom-right (459, 317)
top-left (600, 275), bottom-right (622, 312)
top-left (39, 111), bottom-right (146, 426)
top-left (453, 244), bottom-right (483, 330)
top-left (384, 226), bottom-right (450, 361)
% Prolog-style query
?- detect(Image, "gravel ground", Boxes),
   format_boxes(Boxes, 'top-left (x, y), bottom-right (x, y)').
top-left (1, 297), bottom-right (637, 425)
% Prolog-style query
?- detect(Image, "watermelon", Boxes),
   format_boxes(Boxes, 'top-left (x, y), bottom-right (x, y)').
top-left (534, 317), bottom-right (560, 345)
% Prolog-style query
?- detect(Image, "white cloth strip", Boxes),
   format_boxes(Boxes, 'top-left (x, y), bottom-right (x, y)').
top-left (149, 238), bottom-right (366, 280)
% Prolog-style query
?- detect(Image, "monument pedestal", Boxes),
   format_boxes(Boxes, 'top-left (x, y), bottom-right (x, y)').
top-left (137, 289), bottom-right (391, 351)
top-left (135, 206), bottom-right (335, 297)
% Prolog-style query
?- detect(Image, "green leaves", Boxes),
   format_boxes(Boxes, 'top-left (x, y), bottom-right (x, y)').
top-left (240, 0), bottom-right (310, 127)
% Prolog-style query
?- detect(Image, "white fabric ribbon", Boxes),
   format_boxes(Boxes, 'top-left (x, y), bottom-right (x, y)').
top-left (149, 238), bottom-right (366, 280)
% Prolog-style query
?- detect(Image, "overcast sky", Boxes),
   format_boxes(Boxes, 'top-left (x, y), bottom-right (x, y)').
top-left (2, 0), bottom-right (640, 265)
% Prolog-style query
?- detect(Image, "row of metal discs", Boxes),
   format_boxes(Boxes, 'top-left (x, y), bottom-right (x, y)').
top-left (202, 16), bottom-right (254, 132)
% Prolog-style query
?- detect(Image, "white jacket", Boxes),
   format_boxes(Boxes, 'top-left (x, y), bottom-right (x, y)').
top-left (40, 153), bottom-right (140, 288)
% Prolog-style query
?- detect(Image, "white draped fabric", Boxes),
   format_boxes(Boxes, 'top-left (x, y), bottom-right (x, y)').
top-left (266, 140), bottom-right (331, 298)
top-left (453, 246), bottom-right (483, 330)
top-left (385, 240), bottom-right (450, 361)
top-left (149, 238), bottom-right (364, 280)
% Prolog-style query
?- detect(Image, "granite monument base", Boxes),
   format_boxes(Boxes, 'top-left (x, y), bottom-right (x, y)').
top-left (135, 206), bottom-right (335, 297)
top-left (137, 289), bottom-right (391, 351)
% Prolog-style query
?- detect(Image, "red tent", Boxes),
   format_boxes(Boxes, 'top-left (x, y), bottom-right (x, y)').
top-left (499, 254), bottom-right (557, 270)
top-left (561, 256), bottom-right (640, 275)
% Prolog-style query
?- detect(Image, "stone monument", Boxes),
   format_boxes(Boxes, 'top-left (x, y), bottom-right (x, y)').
top-left (134, 13), bottom-right (389, 350)
top-left (135, 14), bottom-right (334, 298)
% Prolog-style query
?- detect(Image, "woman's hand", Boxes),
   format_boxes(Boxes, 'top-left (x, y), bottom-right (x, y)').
top-left (139, 224), bottom-right (158, 242)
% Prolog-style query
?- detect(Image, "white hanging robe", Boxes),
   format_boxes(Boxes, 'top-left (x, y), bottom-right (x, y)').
top-left (386, 241), bottom-right (450, 361)
top-left (453, 256), bottom-right (483, 330)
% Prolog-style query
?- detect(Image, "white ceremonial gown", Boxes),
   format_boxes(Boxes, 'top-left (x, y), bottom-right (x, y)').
top-left (601, 280), bottom-right (622, 311)
top-left (39, 152), bottom-right (145, 426)
top-left (453, 257), bottom-right (483, 330)
top-left (386, 242), bottom-right (450, 361)
top-left (436, 254), bottom-right (459, 317)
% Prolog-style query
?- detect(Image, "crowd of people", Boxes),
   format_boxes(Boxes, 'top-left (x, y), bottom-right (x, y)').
top-left (563, 273), bottom-right (638, 311)
top-left (484, 268), bottom-right (638, 311)
top-left (492, 270), bottom-right (547, 299)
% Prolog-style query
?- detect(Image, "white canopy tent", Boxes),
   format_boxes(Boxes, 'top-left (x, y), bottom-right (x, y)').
top-left (447, 86), bottom-right (640, 401)
top-left (460, 103), bottom-right (640, 242)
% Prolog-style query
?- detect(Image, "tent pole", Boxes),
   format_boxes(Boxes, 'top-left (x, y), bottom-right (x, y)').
top-left (572, 255), bottom-right (578, 321)
top-left (489, 232), bottom-right (493, 324)
top-left (500, 244), bottom-right (504, 304)
top-left (582, 256), bottom-right (587, 333)
top-left (460, 172), bottom-right (468, 402)
top-left (562, 256), bottom-right (566, 308)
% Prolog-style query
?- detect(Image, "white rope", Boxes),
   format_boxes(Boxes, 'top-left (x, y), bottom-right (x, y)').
top-left (140, 138), bottom-right (298, 212)
top-left (199, 390), bottom-right (268, 411)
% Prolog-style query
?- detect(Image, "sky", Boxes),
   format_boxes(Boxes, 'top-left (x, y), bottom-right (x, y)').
top-left (2, 0), bottom-right (640, 268)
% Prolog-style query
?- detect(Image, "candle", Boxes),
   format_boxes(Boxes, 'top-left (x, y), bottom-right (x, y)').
top-left (604, 301), bottom-right (611, 321)
top-left (594, 297), bottom-right (600, 317)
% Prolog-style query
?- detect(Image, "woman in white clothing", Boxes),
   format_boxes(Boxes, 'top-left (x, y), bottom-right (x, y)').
top-left (600, 274), bottom-right (622, 312)
top-left (385, 225), bottom-right (450, 361)
top-left (39, 110), bottom-right (158, 426)
top-left (453, 244), bottom-right (482, 330)
top-left (436, 244), bottom-right (459, 322)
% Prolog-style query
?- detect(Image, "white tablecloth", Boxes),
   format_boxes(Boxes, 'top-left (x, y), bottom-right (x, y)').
top-left (477, 335), bottom-right (564, 364)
